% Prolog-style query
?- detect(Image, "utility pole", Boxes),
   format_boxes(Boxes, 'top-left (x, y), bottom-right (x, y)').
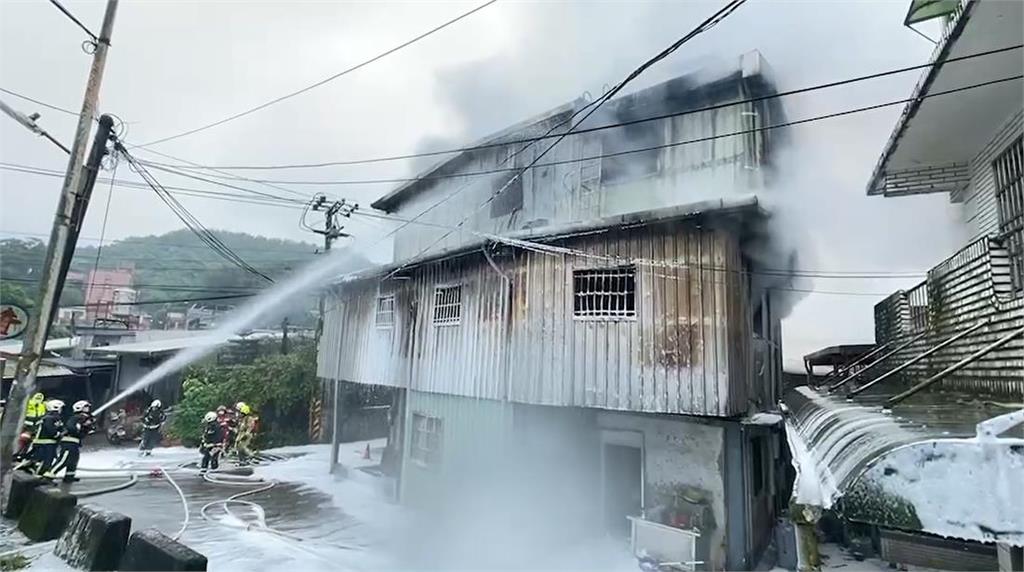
top-left (306, 194), bottom-right (356, 472)
top-left (0, 0), bottom-right (119, 507)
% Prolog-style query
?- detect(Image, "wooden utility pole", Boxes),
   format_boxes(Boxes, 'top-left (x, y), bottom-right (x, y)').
top-left (0, 0), bottom-right (119, 507)
top-left (307, 195), bottom-right (355, 472)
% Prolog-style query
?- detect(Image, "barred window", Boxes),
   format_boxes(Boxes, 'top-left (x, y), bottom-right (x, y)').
top-left (411, 413), bottom-right (442, 466)
top-left (375, 295), bottom-right (395, 328)
top-left (573, 266), bottom-right (637, 319)
top-left (432, 285), bottom-right (461, 326)
top-left (994, 136), bottom-right (1024, 293)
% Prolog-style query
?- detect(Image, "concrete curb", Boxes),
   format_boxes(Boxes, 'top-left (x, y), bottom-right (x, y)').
top-left (17, 487), bottom-right (77, 541)
top-left (120, 528), bottom-right (208, 571)
top-left (3, 472), bottom-right (46, 519)
top-left (54, 504), bottom-right (132, 571)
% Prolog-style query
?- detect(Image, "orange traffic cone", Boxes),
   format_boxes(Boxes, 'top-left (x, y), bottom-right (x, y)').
top-left (363, 443), bottom-right (371, 460)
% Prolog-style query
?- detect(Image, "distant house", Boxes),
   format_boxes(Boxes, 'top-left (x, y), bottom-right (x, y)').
top-left (787, 2), bottom-right (1023, 570)
top-left (83, 268), bottom-right (136, 325)
top-left (319, 52), bottom-right (792, 570)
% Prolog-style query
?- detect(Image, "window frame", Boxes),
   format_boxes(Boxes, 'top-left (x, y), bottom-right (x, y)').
top-left (410, 413), bottom-right (443, 467)
top-left (374, 294), bottom-right (395, 329)
top-left (571, 265), bottom-right (638, 321)
top-left (993, 135), bottom-right (1024, 295)
top-left (432, 284), bottom-right (462, 326)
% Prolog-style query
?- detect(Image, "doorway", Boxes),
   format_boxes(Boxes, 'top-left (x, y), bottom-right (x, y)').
top-left (601, 430), bottom-right (643, 537)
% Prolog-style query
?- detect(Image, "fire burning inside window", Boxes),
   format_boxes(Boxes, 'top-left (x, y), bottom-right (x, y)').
top-left (432, 285), bottom-right (462, 326)
top-left (572, 266), bottom-right (637, 319)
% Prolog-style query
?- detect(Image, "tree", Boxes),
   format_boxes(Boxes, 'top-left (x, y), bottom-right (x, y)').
top-left (170, 344), bottom-right (318, 447)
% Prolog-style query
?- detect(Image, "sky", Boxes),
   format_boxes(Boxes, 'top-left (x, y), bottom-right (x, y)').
top-left (0, 0), bottom-right (969, 368)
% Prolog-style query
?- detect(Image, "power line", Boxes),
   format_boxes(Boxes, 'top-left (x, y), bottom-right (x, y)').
top-left (0, 163), bottom-right (308, 210)
top-left (148, 44), bottom-right (1023, 172)
top-left (64, 293), bottom-right (258, 308)
top-left (0, 87), bottom-right (78, 117)
top-left (133, 73), bottom-right (1024, 191)
top-left (47, 0), bottom-right (99, 41)
top-left (135, 0), bottom-right (499, 148)
top-left (114, 141), bottom-right (276, 282)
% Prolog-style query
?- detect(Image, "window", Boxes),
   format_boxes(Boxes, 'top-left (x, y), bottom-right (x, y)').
top-left (573, 266), bottom-right (637, 319)
top-left (994, 136), bottom-right (1024, 293)
top-left (411, 413), bottom-right (442, 466)
top-left (433, 285), bottom-right (462, 326)
top-left (600, 123), bottom-right (660, 184)
top-left (491, 146), bottom-right (524, 217)
top-left (375, 295), bottom-right (395, 328)
top-left (490, 173), bottom-right (523, 218)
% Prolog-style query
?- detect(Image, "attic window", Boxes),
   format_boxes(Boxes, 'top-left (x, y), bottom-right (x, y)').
top-left (600, 124), bottom-right (660, 184)
top-left (375, 295), bottom-right (395, 328)
top-left (490, 173), bottom-right (523, 218)
top-left (432, 285), bottom-right (461, 326)
top-left (573, 266), bottom-right (636, 319)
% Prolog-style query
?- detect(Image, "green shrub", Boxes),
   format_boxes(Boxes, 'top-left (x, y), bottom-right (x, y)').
top-left (170, 344), bottom-right (318, 448)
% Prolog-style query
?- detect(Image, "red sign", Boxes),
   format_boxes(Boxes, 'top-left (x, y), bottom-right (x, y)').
top-left (0, 304), bottom-right (29, 340)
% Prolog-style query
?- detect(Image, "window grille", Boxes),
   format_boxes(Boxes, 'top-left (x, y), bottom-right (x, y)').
top-left (375, 295), bottom-right (395, 328)
top-left (410, 413), bottom-right (442, 466)
top-left (432, 285), bottom-right (462, 326)
top-left (573, 266), bottom-right (637, 318)
top-left (994, 136), bottom-right (1024, 293)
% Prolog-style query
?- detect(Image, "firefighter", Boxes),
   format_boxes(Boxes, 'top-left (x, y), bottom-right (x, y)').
top-left (49, 400), bottom-right (95, 482)
top-left (139, 399), bottom-right (166, 456)
top-left (14, 393), bottom-right (47, 463)
top-left (216, 405), bottom-right (237, 455)
top-left (234, 402), bottom-right (259, 465)
top-left (199, 411), bottom-right (224, 472)
top-left (18, 400), bottom-right (64, 477)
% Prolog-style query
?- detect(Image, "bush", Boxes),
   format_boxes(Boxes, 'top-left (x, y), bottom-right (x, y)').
top-left (170, 344), bottom-right (318, 448)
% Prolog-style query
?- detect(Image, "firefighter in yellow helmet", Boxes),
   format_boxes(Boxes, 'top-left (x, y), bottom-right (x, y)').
top-left (14, 393), bottom-right (47, 464)
top-left (233, 402), bottom-right (259, 466)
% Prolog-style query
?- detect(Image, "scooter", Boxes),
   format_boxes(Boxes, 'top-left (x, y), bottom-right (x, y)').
top-left (106, 409), bottom-right (142, 445)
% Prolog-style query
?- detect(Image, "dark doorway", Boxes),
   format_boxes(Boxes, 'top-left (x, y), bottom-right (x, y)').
top-left (603, 443), bottom-right (643, 537)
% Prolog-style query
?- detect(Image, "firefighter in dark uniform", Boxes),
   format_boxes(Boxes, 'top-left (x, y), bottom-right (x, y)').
top-left (49, 400), bottom-right (96, 482)
top-left (200, 411), bottom-right (225, 472)
top-left (140, 399), bottom-right (166, 456)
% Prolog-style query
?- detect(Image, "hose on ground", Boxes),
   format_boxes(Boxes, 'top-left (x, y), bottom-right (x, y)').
top-left (72, 474), bottom-right (139, 498)
top-left (156, 465), bottom-right (190, 541)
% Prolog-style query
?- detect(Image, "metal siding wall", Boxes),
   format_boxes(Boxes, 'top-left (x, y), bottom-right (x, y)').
top-left (318, 280), bottom-right (404, 387)
top-left (508, 224), bottom-right (744, 416)
top-left (873, 238), bottom-right (1024, 396)
top-left (964, 110), bottom-right (1023, 240)
top-left (322, 226), bottom-right (750, 416)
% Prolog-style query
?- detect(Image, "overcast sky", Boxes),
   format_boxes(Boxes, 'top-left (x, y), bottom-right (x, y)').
top-left (0, 0), bottom-right (968, 367)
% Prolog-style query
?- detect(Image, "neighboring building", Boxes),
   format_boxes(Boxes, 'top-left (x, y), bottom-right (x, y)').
top-left (83, 268), bottom-right (136, 324)
top-left (319, 52), bottom-right (792, 570)
top-left (55, 307), bottom-right (87, 326)
top-left (85, 330), bottom-right (296, 407)
top-left (787, 2), bottom-right (1023, 570)
top-left (1, 337), bottom-right (114, 410)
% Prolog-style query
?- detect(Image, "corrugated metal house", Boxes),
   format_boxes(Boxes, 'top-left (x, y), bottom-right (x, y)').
top-left (788, 2), bottom-right (1023, 569)
top-left (319, 52), bottom-right (791, 570)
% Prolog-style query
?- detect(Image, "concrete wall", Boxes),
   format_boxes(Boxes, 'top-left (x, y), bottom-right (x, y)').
top-left (595, 410), bottom-right (728, 570)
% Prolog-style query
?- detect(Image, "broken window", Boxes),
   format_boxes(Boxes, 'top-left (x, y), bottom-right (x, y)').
top-left (994, 136), bottom-right (1024, 294)
top-left (375, 295), bottom-right (395, 328)
top-left (432, 285), bottom-right (462, 326)
top-left (491, 145), bottom-right (524, 218)
top-left (411, 413), bottom-right (442, 466)
top-left (573, 266), bottom-right (637, 319)
top-left (600, 123), bottom-right (660, 184)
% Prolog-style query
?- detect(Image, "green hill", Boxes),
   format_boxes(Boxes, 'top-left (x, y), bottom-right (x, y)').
top-left (0, 230), bottom-right (367, 329)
